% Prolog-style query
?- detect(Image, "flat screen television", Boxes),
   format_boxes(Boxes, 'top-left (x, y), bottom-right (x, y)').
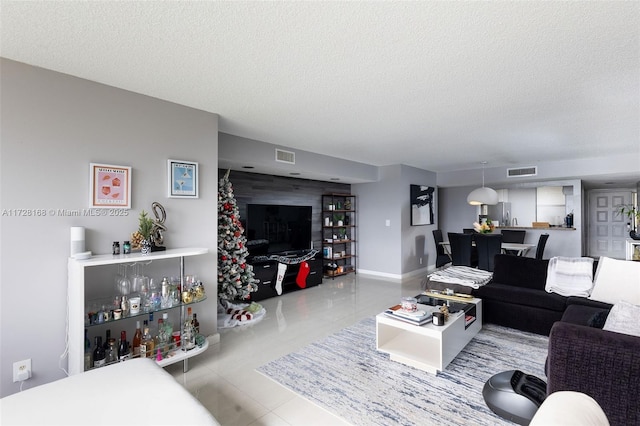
top-left (245, 204), bottom-right (312, 255)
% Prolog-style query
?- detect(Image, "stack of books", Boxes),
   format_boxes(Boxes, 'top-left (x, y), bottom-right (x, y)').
top-left (384, 304), bottom-right (436, 326)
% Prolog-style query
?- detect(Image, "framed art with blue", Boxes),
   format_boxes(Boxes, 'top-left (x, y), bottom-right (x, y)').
top-left (168, 159), bottom-right (199, 199)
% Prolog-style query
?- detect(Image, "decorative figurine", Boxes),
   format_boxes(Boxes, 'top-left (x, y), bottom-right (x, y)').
top-left (151, 201), bottom-right (167, 251)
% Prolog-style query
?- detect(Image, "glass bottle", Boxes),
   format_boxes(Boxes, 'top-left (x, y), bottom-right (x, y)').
top-left (132, 321), bottom-right (142, 358)
top-left (161, 277), bottom-right (171, 308)
top-left (192, 313), bottom-right (200, 335)
top-left (161, 312), bottom-right (173, 354)
top-left (183, 307), bottom-right (195, 350)
top-left (93, 336), bottom-right (105, 368)
top-left (103, 329), bottom-right (111, 350)
top-left (121, 295), bottom-right (129, 316)
top-left (148, 312), bottom-right (155, 337)
top-left (155, 318), bottom-right (165, 355)
top-left (118, 330), bottom-right (130, 361)
top-left (105, 338), bottom-right (117, 364)
top-left (140, 323), bottom-right (155, 358)
top-left (84, 329), bottom-right (91, 371)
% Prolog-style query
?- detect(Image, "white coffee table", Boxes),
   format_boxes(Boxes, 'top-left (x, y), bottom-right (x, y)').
top-left (376, 297), bottom-right (482, 374)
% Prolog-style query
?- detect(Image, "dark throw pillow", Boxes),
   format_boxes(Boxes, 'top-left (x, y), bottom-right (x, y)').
top-left (587, 310), bottom-right (609, 329)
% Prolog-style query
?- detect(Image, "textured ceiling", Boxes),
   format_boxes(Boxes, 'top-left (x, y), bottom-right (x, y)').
top-left (1, 1), bottom-right (639, 179)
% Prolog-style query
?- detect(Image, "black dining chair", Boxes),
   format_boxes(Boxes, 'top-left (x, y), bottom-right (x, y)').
top-left (432, 229), bottom-right (452, 269)
top-left (475, 233), bottom-right (503, 272)
top-left (501, 229), bottom-right (526, 255)
top-left (447, 232), bottom-right (475, 267)
top-left (535, 234), bottom-right (550, 260)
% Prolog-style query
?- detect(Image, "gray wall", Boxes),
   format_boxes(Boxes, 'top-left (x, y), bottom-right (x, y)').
top-left (219, 132), bottom-right (379, 184)
top-left (353, 164), bottom-right (438, 278)
top-left (0, 59), bottom-right (219, 397)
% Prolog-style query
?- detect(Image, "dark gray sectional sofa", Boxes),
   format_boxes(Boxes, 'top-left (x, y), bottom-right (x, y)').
top-left (472, 254), bottom-right (640, 426)
top-left (471, 254), bottom-right (604, 335)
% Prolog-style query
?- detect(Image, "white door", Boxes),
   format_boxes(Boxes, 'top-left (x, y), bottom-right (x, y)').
top-left (588, 190), bottom-right (632, 259)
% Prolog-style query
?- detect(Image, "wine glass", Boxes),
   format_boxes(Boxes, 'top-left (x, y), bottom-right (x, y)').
top-left (114, 264), bottom-right (125, 294)
top-left (117, 264), bottom-right (131, 296)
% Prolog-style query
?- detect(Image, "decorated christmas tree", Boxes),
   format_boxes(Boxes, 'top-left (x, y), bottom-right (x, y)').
top-left (218, 170), bottom-right (258, 301)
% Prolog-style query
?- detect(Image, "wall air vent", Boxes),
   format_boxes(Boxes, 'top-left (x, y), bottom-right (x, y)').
top-left (275, 149), bottom-right (295, 164)
top-left (507, 166), bottom-right (537, 178)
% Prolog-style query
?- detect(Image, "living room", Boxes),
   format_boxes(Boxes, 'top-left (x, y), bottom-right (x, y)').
top-left (2, 2), bottom-right (639, 424)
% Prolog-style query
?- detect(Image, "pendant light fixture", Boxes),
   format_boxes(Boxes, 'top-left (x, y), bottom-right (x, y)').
top-left (467, 161), bottom-right (498, 206)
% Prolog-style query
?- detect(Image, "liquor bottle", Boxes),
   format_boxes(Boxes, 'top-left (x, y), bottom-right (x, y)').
top-left (118, 330), bottom-right (130, 361)
top-left (105, 338), bottom-right (117, 364)
top-left (192, 313), bottom-right (200, 335)
top-left (121, 295), bottom-right (129, 316)
top-left (140, 324), bottom-right (155, 358)
top-left (84, 329), bottom-right (92, 371)
top-left (93, 336), bottom-right (105, 368)
top-left (132, 321), bottom-right (142, 358)
top-left (103, 329), bottom-right (111, 350)
top-left (160, 312), bottom-right (173, 354)
top-left (148, 312), bottom-right (155, 337)
top-left (155, 317), bottom-right (165, 354)
top-left (183, 307), bottom-right (195, 350)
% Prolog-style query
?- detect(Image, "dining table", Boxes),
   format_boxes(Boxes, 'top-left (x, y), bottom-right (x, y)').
top-left (439, 241), bottom-right (536, 257)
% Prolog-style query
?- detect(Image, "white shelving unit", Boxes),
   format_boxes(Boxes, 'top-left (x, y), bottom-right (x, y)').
top-left (68, 247), bottom-right (208, 375)
top-left (626, 239), bottom-right (640, 261)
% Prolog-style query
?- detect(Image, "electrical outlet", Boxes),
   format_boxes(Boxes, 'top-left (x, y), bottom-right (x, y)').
top-left (13, 359), bottom-right (31, 382)
top-left (419, 257), bottom-right (423, 265)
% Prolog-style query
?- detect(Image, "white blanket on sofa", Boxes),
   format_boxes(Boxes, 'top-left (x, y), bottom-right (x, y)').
top-left (545, 256), bottom-right (594, 297)
top-left (427, 266), bottom-right (492, 288)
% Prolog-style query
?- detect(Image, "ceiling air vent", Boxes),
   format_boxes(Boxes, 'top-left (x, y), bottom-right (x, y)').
top-left (275, 149), bottom-right (295, 164)
top-left (507, 166), bottom-right (537, 178)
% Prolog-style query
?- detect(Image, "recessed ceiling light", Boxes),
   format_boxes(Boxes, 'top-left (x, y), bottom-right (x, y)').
top-left (242, 166), bottom-right (254, 169)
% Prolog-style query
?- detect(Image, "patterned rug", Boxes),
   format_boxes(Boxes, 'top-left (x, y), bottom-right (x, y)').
top-left (257, 317), bottom-right (549, 425)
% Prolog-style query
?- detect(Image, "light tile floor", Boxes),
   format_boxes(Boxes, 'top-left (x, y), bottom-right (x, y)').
top-left (165, 273), bottom-right (425, 426)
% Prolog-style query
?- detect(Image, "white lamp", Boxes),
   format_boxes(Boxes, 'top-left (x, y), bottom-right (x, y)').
top-left (467, 162), bottom-right (498, 206)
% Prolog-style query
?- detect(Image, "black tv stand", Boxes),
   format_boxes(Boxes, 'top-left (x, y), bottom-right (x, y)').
top-left (248, 249), bottom-right (323, 301)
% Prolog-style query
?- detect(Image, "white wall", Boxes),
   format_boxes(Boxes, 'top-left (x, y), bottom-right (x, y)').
top-left (0, 59), bottom-right (219, 397)
top-left (509, 188), bottom-right (537, 227)
top-left (352, 164), bottom-right (437, 278)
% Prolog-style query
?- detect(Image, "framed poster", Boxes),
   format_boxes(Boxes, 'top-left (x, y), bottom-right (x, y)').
top-left (168, 159), bottom-right (199, 198)
top-left (89, 163), bottom-right (131, 209)
top-left (410, 184), bottom-right (435, 226)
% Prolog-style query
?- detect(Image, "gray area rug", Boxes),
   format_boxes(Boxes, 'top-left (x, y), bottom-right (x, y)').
top-left (257, 317), bottom-right (548, 425)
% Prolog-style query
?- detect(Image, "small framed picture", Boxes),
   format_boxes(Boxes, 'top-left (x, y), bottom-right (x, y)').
top-left (90, 163), bottom-right (132, 209)
top-left (168, 159), bottom-right (199, 198)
